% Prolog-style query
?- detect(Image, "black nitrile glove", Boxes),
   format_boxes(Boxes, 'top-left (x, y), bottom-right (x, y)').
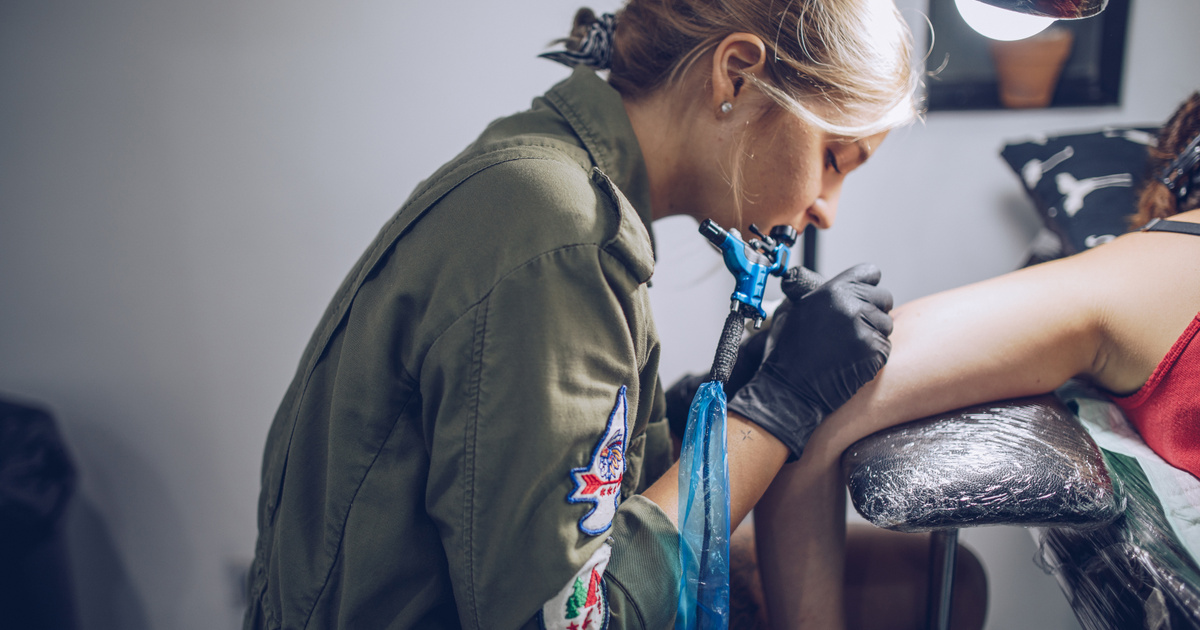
top-left (728, 263), bottom-right (894, 461)
top-left (664, 329), bottom-right (769, 439)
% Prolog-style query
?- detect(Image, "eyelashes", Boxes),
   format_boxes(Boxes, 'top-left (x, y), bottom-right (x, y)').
top-left (825, 149), bottom-right (842, 174)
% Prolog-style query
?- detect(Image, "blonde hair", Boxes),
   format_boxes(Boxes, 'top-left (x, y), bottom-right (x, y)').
top-left (593, 0), bottom-right (921, 138)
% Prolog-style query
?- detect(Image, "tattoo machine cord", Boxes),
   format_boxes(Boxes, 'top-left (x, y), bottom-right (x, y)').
top-left (676, 220), bottom-right (816, 630)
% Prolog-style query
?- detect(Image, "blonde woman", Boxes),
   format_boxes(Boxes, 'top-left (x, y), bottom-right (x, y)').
top-left (246, 1), bottom-right (922, 628)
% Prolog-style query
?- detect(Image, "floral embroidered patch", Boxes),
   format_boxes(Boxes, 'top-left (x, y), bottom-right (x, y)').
top-left (540, 543), bottom-right (611, 630)
top-left (568, 386), bottom-right (628, 535)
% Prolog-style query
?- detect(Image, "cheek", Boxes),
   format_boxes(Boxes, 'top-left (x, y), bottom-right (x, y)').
top-left (742, 170), bottom-right (819, 231)
top-left (792, 167), bottom-right (823, 204)
top-left (751, 143), bottom-right (808, 191)
top-left (765, 159), bottom-right (821, 215)
top-left (773, 138), bottom-right (822, 204)
top-left (738, 120), bottom-right (824, 225)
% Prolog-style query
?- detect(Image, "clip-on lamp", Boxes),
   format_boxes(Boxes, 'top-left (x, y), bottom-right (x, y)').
top-left (956, 0), bottom-right (1107, 40)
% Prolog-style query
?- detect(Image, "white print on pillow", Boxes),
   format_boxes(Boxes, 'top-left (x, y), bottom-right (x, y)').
top-left (1021, 145), bottom-right (1074, 188)
top-left (1055, 171), bottom-right (1133, 217)
top-left (1102, 127), bottom-right (1156, 146)
top-left (1085, 234), bottom-right (1117, 248)
top-left (540, 544), bottom-right (611, 630)
top-left (567, 386), bottom-right (628, 535)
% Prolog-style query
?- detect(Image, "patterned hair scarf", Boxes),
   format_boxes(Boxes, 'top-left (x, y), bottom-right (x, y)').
top-left (539, 13), bottom-right (617, 70)
top-left (1162, 132), bottom-right (1200, 207)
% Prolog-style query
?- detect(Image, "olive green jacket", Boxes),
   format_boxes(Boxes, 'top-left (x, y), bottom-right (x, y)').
top-left (247, 68), bottom-right (680, 630)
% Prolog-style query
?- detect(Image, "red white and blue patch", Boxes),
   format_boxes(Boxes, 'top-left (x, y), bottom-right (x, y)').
top-left (568, 386), bottom-right (628, 536)
top-left (539, 543), bottom-right (611, 630)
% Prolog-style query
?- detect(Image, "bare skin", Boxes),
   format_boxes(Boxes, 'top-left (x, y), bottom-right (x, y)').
top-left (643, 413), bottom-right (788, 528)
top-left (756, 209), bottom-right (1200, 629)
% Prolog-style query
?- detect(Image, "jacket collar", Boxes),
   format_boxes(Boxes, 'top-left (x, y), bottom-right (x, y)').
top-left (545, 68), bottom-right (655, 237)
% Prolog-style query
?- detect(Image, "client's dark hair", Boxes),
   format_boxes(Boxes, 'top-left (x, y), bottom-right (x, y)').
top-left (1131, 91), bottom-right (1200, 228)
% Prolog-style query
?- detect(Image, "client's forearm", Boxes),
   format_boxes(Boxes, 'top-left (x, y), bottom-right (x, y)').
top-left (755, 450), bottom-right (848, 629)
top-left (641, 412), bottom-right (788, 529)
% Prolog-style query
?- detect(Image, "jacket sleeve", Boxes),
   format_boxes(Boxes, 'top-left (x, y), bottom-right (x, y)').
top-left (420, 241), bottom-right (680, 630)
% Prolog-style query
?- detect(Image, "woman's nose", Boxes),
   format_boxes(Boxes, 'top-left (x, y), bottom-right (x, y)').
top-left (808, 193), bottom-right (839, 229)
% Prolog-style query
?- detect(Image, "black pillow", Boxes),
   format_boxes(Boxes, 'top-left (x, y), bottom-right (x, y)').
top-left (1000, 126), bottom-right (1158, 258)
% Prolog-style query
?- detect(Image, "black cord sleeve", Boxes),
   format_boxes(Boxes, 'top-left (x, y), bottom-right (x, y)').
top-left (709, 310), bottom-right (745, 384)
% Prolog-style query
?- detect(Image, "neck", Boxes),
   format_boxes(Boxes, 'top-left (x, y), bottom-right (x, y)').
top-left (623, 92), bottom-right (695, 223)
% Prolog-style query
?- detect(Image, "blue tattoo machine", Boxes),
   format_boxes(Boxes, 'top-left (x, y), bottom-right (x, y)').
top-left (676, 220), bottom-right (797, 630)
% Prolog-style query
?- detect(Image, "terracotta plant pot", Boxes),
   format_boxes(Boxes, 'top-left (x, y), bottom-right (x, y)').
top-left (989, 27), bottom-right (1075, 109)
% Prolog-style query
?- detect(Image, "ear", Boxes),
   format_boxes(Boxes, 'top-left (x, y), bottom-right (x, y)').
top-left (710, 33), bottom-right (768, 115)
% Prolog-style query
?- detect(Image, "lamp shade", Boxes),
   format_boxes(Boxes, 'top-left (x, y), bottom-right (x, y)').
top-left (956, 0), bottom-right (1057, 40)
top-left (958, 0), bottom-right (1107, 40)
top-left (977, 0), bottom-right (1107, 19)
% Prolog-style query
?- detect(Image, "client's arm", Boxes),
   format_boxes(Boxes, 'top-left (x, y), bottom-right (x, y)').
top-left (754, 217), bottom-right (1200, 629)
top-left (807, 255), bottom-right (1105, 466)
top-left (809, 220), bottom-right (1200, 465)
top-left (752, 252), bottom-right (1106, 629)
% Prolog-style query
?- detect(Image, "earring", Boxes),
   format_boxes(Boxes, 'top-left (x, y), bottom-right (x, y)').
top-left (720, 101), bottom-right (733, 114)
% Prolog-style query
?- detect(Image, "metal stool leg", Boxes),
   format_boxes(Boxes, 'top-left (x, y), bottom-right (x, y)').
top-left (926, 529), bottom-right (959, 630)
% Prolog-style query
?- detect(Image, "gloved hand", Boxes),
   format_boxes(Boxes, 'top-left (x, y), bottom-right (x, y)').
top-left (727, 263), bottom-right (894, 461)
top-left (664, 329), bottom-right (769, 439)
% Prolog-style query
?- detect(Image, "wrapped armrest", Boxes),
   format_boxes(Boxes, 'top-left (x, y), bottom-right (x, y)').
top-left (842, 395), bottom-right (1123, 533)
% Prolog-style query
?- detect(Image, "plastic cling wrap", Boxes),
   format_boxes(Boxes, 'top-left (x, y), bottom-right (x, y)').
top-left (842, 395), bottom-right (1123, 532)
top-left (676, 381), bottom-right (729, 630)
top-left (1031, 383), bottom-right (1200, 630)
top-left (842, 383), bottom-right (1200, 628)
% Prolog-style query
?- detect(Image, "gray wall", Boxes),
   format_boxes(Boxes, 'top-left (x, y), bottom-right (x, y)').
top-left (1, 0), bottom-right (1197, 629)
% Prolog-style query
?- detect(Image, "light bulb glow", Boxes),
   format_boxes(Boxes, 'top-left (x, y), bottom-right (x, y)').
top-left (954, 0), bottom-right (1056, 40)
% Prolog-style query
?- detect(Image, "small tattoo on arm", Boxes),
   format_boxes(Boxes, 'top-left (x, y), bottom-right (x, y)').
top-left (740, 429), bottom-right (753, 442)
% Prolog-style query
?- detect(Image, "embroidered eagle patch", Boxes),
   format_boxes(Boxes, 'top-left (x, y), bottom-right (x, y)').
top-left (568, 386), bottom-right (628, 535)
top-left (540, 543), bottom-right (611, 630)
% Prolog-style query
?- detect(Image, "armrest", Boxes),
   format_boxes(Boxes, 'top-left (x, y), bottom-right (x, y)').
top-left (842, 395), bottom-right (1123, 533)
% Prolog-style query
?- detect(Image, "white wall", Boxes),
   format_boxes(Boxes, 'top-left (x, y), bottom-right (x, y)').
top-left (1, 0), bottom-right (1197, 629)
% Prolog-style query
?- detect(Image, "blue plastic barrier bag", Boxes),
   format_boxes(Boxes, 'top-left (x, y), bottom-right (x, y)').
top-left (676, 381), bottom-right (730, 630)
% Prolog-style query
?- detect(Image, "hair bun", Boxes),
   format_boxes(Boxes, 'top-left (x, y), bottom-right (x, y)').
top-left (539, 9), bottom-right (617, 70)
